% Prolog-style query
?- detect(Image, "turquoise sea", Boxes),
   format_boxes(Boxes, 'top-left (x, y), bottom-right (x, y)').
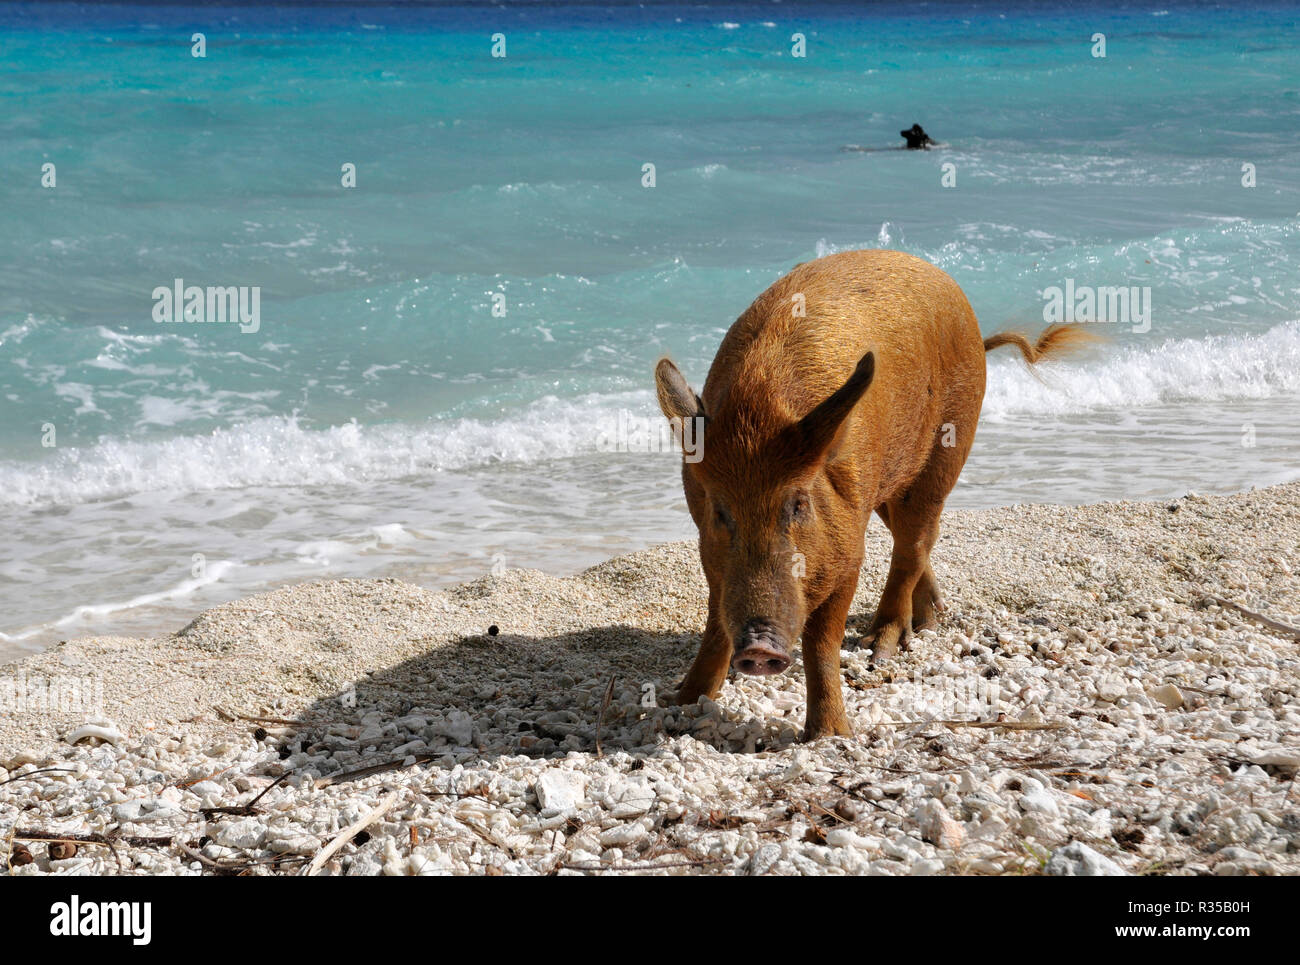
top-left (2, 1), bottom-right (1298, 657)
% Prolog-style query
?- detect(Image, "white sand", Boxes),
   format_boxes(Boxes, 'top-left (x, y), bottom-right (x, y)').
top-left (2, 484), bottom-right (1298, 875)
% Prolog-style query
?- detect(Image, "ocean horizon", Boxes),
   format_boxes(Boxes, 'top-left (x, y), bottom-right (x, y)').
top-left (2, 0), bottom-right (1298, 659)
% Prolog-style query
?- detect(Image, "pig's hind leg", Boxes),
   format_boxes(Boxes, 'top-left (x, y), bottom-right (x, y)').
top-left (864, 500), bottom-right (940, 659)
top-left (877, 504), bottom-right (944, 633)
top-left (867, 405), bottom-right (973, 654)
top-left (911, 562), bottom-right (945, 632)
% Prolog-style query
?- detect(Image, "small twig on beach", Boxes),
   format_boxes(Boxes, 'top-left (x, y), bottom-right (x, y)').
top-left (13, 830), bottom-right (145, 872)
top-left (0, 767), bottom-right (77, 786)
top-left (201, 770), bottom-right (294, 817)
top-left (828, 754), bottom-right (974, 776)
top-left (174, 842), bottom-right (235, 873)
top-left (246, 771), bottom-right (292, 808)
top-left (1202, 596), bottom-right (1300, 641)
top-left (872, 719), bottom-right (1063, 731)
top-left (177, 763), bottom-right (238, 790)
top-left (560, 856), bottom-right (728, 873)
top-left (829, 777), bottom-right (902, 812)
top-left (313, 755), bottom-right (436, 790)
top-left (175, 841), bottom-right (310, 875)
top-left (460, 815), bottom-right (520, 859)
top-left (214, 706), bottom-right (308, 726)
top-left (14, 828), bottom-right (174, 848)
top-left (302, 787), bottom-right (401, 876)
top-left (594, 675), bottom-right (616, 758)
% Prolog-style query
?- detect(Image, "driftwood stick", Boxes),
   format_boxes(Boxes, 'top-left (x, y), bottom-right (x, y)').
top-left (214, 706), bottom-right (310, 726)
top-left (873, 719), bottom-right (1063, 731)
top-left (1205, 596), bottom-right (1300, 640)
top-left (246, 771), bottom-right (292, 808)
top-left (938, 720), bottom-right (1062, 731)
top-left (14, 828), bottom-right (174, 848)
top-left (175, 841), bottom-right (309, 874)
top-left (0, 767), bottom-right (77, 786)
top-left (200, 771), bottom-right (294, 818)
top-left (302, 787), bottom-right (401, 876)
top-left (560, 856), bottom-right (728, 872)
top-left (174, 842), bottom-right (231, 872)
top-left (313, 755), bottom-right (435, 790)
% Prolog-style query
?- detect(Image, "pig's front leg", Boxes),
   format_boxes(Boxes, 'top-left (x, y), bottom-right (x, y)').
top-left (800, 579), bottom-right (856, 740)
top-left (674, 606), bottom-right (729, 705)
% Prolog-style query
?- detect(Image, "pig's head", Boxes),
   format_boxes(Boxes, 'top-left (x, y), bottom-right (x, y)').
top-left (654, 352), bottom-right (875, 677)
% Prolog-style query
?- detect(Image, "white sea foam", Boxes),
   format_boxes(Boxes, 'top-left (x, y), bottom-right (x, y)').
top-left (0, 391), bottom-right (652, 509)
top-left (983, 320), bottom-right (1300, 417)
top-left (2, 325), bottom-right (1296, 510)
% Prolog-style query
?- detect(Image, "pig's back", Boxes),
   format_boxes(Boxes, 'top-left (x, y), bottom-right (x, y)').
top-left (703, 249), bottom-right (986, 498)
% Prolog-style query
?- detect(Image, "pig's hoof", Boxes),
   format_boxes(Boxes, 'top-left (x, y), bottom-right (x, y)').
top-left (872, 637), bottom-right (900, 659)
top-left (911, 595), bottom-right (945, 632)
top-left (864, 620), bottom-right (911, 659)
top-left (801, 719), bottom-right (853, 741)
top-left (911, 610), bottom-right (939, 633)
top-left (673, 684), bottom-right (720, 706)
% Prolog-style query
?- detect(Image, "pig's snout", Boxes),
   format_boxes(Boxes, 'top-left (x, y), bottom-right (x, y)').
top-left (732, 620), bottom-right (791, 676)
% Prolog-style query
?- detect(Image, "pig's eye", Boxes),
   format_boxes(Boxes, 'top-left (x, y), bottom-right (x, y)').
top-left (713, 503), bottom-right (734, 531)
top-left (785, 492), bottom-right (812, 525)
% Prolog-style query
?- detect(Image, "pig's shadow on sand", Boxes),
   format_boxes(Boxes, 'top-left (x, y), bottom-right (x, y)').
top-left (282, 625), bottom-right (810, 774)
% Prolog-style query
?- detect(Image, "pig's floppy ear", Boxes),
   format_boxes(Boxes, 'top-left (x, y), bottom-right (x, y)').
top-left (655, 358), bottom-right (705, 423)
top-left (795, 351), bottom-right (874, 464)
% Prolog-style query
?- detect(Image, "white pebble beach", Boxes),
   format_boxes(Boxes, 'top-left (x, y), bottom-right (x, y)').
top-left (3, 483), bottom-right (1298, 876)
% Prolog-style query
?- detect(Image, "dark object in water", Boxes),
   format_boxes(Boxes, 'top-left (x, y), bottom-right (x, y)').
top-left (900, 123), bottom-right (935, 149)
